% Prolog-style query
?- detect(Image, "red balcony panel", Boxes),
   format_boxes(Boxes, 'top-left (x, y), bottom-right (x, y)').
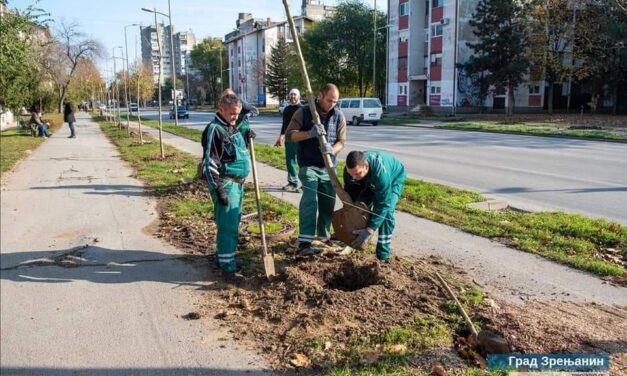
top-left (398, 69), bottom-right (408, 82)
top-left (431, 7), bottom-right (443, 23)
top-left (431, 7), bottom-right (444, 22)
top-left (430, 36), bottom-right (442, 53)
top-left (399, 15), bottom-right (408, 30)
top-left (429, 66), bottom-right (441, 81)
top-left (398, 95), bottom-right (407, 106)
top-left (528, 95), bottom-right (542, 107)
top-left (429, 95), bottom-right (440, 106)
top-left (399, 41), bottom-right (408, 57)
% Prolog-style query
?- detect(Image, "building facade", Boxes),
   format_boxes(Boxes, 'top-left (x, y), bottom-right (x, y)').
top-left (141, 24), bottom-right (196, 85)
top-left (386, 0), bottom-right (545, 112)
top-left (223, 1), bottom-right (333, 105)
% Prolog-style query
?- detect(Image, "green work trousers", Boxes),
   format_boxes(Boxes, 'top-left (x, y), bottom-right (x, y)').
top-left (297, 166), bottom-right (335, 247)
top-left (285, 141), bottom-right (299, 186)
top-left (209, 179), bottom-right (244, 273)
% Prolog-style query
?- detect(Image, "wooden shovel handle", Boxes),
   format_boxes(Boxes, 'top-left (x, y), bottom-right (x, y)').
top-left (281, 0), bottom-right (352, 205)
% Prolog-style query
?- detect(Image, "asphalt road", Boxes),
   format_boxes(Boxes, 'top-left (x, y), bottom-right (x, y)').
top-left (139, 110), bottom-right (627, 225)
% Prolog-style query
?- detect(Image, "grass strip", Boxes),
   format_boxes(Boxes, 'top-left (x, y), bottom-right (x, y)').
top-left (1, 113), bottom-right (63, 175)
top-left (130, 115), bottom-right (626, 277)
top-left (437, 122), bottom-right (627, 142)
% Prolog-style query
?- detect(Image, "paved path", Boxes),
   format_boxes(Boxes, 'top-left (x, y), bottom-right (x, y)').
top-left (0, 114), bottom-right (272, 375)
top-left (130, 120), bottom-right (626, 306)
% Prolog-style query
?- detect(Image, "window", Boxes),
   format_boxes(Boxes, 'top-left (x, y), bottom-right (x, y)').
top-left (363, 99), bottom-right (382, 108)
top-left (430, 84), bottom-right (441, 94)
top-left (432, 0), bottom-right (443, 8)
top-left (398, 84), bottom-right (408, 95)
top-left (349, 100), bottom-right (360, 108)
top-left (424, 29), bottom-right (429, 41)
top-left (340, 100), bottom-right (350, 109)
top-left (430, 53), bottom-right (442, 66)
top-left (529, 84), bottom-right (541, 94)
top-left (400, 2), bottom-right (409, 16)
top-left (430, 23), bottom-right (442, 37)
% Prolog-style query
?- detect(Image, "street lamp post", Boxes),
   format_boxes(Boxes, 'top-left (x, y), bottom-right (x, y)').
top-left (372, 0), bottom-right (377, 97)
top-left (124, 23), bottom-right (139, 134)
top-left (112, 48), bottom-right (122, 127)
top-left (141, 7), bottom-right (165, 158)
top-left (142, 4), bottom-right (177, 126)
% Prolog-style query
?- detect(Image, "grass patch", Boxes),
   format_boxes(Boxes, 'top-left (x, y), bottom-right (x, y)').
top-left (1, 113), bottom-right (63, 175)
top-left (132, 116), bottom-right (627, 277)
top-left (438, 121), bottom-right (627, 142)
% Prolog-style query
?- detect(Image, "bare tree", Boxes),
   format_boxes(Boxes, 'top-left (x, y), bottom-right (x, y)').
top-left (52, 21), bottom-right (103, 112)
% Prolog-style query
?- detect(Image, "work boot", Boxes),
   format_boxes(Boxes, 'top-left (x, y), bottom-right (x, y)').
top-left (221, 270), bottom-right (245, 283)
top-left (282, 184), bottom-right (301, 193)
top-left (298, 245), bottom-right (322, 256)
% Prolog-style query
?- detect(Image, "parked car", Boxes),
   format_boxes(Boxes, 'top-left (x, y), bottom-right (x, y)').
top-left (130, 102), bottom-right (138, 112)
top-left (338, 97), bottom-right (383, 126)
top-left (169, 105), bottom-right (189, 119)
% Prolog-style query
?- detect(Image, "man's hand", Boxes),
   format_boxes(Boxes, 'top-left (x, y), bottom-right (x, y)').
top-left (351, 227), bottom-right (374, 249)
top-left (245, 129), bottom-right (256, 141)
top-left (274, 134), bottom-right (285, 147)
top-left (307, 123), bottom-right (326, 139)
top-left (217, 190), bottom-right (229, 206)
top-left (320, 142), bottom-right (334, 155)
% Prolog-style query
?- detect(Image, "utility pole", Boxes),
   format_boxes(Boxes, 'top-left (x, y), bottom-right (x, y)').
top-left (168, 0), bottom-right (178, 126)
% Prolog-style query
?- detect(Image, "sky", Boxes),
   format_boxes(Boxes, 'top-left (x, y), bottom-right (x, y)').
top-left (9, 0), bottom-right (385, 76)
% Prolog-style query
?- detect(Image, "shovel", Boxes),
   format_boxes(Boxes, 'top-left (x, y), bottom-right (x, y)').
top-left (419, 261), bottom-right (509, 354)
top-left (248, 138), bottom-right (276, 279)
top-left (281, 0), bottom-right (370, 246)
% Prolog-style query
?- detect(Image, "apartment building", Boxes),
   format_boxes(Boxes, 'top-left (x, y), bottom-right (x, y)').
top-left (141, 24), bottom-right (197, 84)
top-left (223, 1), bottom-right (334, 105)
top-left (386, 0), bottom-right (545, 112)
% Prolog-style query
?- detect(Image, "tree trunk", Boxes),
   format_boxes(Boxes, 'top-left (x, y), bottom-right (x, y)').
top-left (548, 82), bottom-right (554, 114)
top-left (507, 82), bottom-right (515, 116)
top-left (612, 86), bottom-right (618, 116)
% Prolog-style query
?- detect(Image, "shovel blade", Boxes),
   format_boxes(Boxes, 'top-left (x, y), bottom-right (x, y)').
top-left (332, 204), bottom-right (370, 248)
top-left (263, 253), bottom-right (276, 278)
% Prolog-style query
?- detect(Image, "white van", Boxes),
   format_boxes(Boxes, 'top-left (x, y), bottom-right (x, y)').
top-left (337, 97), bottom-right (383, 126)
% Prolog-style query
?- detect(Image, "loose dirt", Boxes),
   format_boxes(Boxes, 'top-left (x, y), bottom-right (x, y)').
top-left (156, 181), bottom-right (627, 374)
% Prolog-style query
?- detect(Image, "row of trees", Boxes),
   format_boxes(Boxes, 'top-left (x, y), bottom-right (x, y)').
top-left (0, 3), bottom-right (108, 115)
top-left (462, 0), bottom-right (626, 115)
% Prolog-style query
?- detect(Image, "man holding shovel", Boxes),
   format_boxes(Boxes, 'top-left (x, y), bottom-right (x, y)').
top-left (286, 83), bottom-right (347, 256)
top-left (343, 150), bottom-right (406, 262)
top-left (203, 94), bottom-right (255, 281)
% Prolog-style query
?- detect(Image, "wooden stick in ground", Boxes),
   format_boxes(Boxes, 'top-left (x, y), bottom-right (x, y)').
top-left (248, 138), bottom-right (276, 278)
top-left (280, 0), bottom-right (353, 205)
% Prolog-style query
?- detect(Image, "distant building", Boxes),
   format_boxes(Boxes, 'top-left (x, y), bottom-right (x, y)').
top-left (386, 0), bottom-right (545, 113)
top-left (141, 24), bottom-right (197, 84)
top-left (224, 0), bottom-right (334, 105)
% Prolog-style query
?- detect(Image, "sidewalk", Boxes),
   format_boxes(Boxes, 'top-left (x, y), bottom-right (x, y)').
top-left (0, 113), bottom-right (272, 375)
top-left (128, 119), bottom-right (626, 306)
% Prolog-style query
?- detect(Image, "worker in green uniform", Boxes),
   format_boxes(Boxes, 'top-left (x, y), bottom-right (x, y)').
top-left (343, 150), bottom-right (406, 261)
top-left (203, 94), bottom-right (256, 280)
top-left (286, 83), bottom-right (347, 255)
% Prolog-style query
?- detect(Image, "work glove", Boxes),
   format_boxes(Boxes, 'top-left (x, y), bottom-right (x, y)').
top-left (245, 128), bottom-right (256, 140)
top-left (320, 142), bottom-right (334, 155)
top-left (307, 123), bottom-right (326, 138)
top-left (217, 190), bottom-right (229, 206)
top-left (351, 227), bottom-right (374, 249)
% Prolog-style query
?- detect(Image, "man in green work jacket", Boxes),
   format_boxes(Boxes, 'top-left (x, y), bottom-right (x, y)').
top-left (343, 150), bottom-right (407, 261)
top-left (203, 94), bottom-right (255, 281)
top-left (286, 83), bottom-right (347, 255)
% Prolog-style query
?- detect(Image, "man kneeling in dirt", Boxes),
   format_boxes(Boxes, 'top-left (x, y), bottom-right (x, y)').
top-left (343, 150), bottom-right (406, 262)
top-left (203, 94), bottom-right (255, 281)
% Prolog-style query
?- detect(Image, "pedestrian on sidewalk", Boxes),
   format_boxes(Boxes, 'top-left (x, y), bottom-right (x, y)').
top-left (274, 88), bottom-right (302, 192)
top-left (343, 150), bottom-right (406, 261)
top-left (29, 105), bottom-right (50, 138)
top-left (202, 94), bottom-right (255, 281)
top-left (64, 101), bottom-right (76, 138)
top-left (286, 83), bottom-right (347, 255)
